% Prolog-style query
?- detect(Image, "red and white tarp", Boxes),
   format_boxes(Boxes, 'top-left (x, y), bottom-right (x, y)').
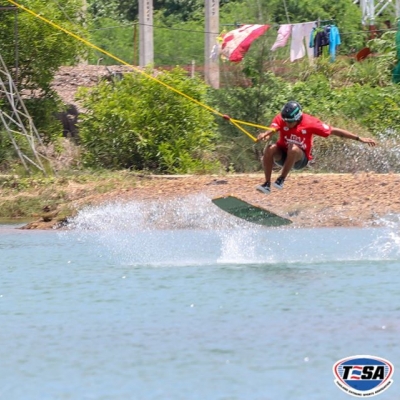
top-left (220, 24), bottom-right (270, 62)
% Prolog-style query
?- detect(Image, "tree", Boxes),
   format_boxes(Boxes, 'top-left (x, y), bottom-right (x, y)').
top-left (0, 0), bottom-right (88, 141)
top-left (0, 0), bottom-right (87, 94)
top-left (87, 0), bottom-right (241, 22)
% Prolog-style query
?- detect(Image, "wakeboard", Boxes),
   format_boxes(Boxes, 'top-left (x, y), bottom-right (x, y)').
top-left (212, 195), bottom-right (292, 227)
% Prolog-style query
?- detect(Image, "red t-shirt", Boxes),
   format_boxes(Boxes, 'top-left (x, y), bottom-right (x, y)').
top-left (270, 113), bottom-right (332, 160)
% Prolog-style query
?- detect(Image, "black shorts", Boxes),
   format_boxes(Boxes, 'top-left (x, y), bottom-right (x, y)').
top-left (275, 149), bottom-right (309, 170)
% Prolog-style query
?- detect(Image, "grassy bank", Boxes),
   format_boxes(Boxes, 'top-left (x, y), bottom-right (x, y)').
top-left (0, 170), bottom-right (144, 224)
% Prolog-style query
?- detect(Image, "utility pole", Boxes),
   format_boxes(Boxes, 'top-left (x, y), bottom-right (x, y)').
top-left (138, 0), bottom-right (154, 67)
top-left (205, 0), bottom-right (219, 89)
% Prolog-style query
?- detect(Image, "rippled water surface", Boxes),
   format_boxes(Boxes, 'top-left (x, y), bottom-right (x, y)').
top-left (1, 196), bottom-right (399, 399)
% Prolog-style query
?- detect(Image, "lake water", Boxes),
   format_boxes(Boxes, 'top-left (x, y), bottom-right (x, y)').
top-left (1, 195), bottom-right (399, 400)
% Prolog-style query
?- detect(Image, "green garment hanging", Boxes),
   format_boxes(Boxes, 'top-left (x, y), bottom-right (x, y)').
top-left (392, 21), bottom-right (400, 83)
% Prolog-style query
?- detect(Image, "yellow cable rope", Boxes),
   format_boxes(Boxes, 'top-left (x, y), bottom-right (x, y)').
top-left (7, 0), bottom-right (276, 142)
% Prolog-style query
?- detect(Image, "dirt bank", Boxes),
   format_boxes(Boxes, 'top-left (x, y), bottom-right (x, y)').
top-left (20, 172), bottom-right (400, 230)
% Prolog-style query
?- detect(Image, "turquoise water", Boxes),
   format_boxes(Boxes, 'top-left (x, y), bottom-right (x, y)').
top-left (1, 196), bottom-right (399, 400)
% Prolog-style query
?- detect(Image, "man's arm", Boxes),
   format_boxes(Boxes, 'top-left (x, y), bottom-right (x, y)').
top-left (331, 127), bottom-right (377, 147)
top-left (257, 129), bottom-right (276, 142)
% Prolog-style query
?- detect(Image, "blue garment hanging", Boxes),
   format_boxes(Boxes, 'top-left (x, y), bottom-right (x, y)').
top-left (329, 25), bottom-right (341, 61)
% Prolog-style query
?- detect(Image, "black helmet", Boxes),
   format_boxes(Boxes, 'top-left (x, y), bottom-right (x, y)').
top-left (281, 101), bottom-right (303, 122)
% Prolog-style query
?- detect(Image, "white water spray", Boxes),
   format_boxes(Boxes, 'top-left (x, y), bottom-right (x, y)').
top-left (66, 194), bottom-right (266, 266)
top-left (64, 194), bottom-right (400, 266)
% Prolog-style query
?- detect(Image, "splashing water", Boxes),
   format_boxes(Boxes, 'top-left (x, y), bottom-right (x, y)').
top-left (67, 194), bottom-right (256, 231)
top-left (313, 135), bottom-right (400, 173)
top-left (369, 214), bottom-right (400, 259)
top-left (67, 194), bottom-right (265, 266)
top-left (65, 194), bottom-right (400, 266)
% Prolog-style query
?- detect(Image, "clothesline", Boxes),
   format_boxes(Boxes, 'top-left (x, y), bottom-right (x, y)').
top-left (269, 22), bottom-right (341, 62)
top-left (218, 22), bottom-right (341, 63)
top-left (288, 19), bottom-right (334, 27)
top-left (223, 19), bottom-right (335, 28)
top-left (217, 19), bottom-right (396, 63)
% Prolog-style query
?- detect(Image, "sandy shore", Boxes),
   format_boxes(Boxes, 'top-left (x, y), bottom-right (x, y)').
top-left (21, 172), bottom-right (400, 230)
top-left (125, 172), bottom-right (400, 228)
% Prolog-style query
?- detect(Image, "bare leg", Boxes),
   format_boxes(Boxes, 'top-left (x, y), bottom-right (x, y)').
top-left (262, 144), bottom-right (282, 182)
top-left (280, 143), bottom-right (303, 179)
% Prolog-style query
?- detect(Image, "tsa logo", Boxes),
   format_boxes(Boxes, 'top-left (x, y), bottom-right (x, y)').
top-left (333, 355), bottom-right (394, 397)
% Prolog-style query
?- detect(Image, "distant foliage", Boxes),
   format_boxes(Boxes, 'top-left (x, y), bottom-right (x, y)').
top-left (0, 0), bottom-right (86, 94)
top-left (87, 0), bottom-right (241, 22)
top-left (207, 67), bottom-right (292, 172)
top-left (333, 85), bottom-right (400, 135)
top-left (77, 67), bottom-right (221, 173)
top-left (88, 17), bottom-right (134, 65)
top-left (0, 129), bottom-right (14, 171)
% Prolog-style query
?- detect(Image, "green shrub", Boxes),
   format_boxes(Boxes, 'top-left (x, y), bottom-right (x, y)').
top-left (77, 66), bottom-right (221, 173)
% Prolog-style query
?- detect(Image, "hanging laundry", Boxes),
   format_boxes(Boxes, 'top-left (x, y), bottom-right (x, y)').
top-left (309, 23), bottom-right (341, 61)
top-left (290, 22), bottom-right (315, 62)
top-left (271, 24), bottom-right (292, 51)
top-left (210, 30), bottom-right (226, 60)
top-left (220, 24), bottom-right (270, 62)
top-left (312, 25), bottom-right (330, 57)
top-left (210, 44), bottom-right (219, 60)
top-left (329, 25), bottom-right (341, 61)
